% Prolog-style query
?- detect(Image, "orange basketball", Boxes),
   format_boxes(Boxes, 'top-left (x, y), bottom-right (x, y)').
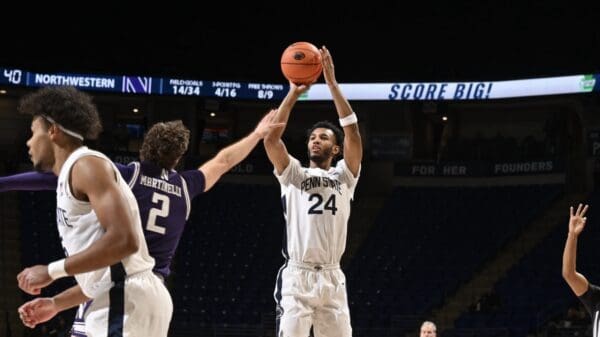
top-left (280, 42), bottom-right (322, 85)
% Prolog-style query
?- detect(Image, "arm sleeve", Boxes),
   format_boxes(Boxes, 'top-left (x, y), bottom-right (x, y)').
top-left (0, 171), bottom-right (58, 191)
top-left (180, 170), bottom-right (206, 199)
top-left (579, 283), bottom-right (600, 317)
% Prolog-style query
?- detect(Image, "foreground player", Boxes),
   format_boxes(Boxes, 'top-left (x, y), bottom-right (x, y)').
top-left (264, 46), bottom-right (362, 337)
top-left (16, 86), bottom-right (171, 337)
top-left (10, 110), bottom-right (283, 334)
top-left (562, 203), bottom-right (600, 336)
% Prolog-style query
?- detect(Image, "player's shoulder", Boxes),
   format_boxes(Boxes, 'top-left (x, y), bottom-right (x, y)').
top-left (72, 154), bottom-right (113, 173)
top-left (330, 159), bottom-right (349, 174)
top-left (69, 156), bottom-right (117, 191)
top-left (66, 147), bottom-right (105, 166)
top-left (114, 160), bottom-right (139, 174)
top-left (293, 156), bottom-right (311, 175)
top-left (580, 283), bottom-right (600, 302)
top-left (126, 160), bottom-right (140, 167)
top-left (287, 154), bottom-right (303, 166)
top-left (334, 158), bottom-right (361, 179)
top-left (179, 169), bottom-right (204, 184)
top-left (588, 283), bottom-right (600, 296)
top-left (277, 155), bottom-right (305, 177)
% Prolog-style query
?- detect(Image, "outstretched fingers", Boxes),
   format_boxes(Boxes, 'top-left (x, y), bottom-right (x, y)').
top-left (576, 203), bottom-right (583, 216)
top-left (580, 204), bottom-right (589, 218)
top-left (320, 45), bottom-right (332, 63)
top-left (570, 206), bottom-right (574, 217)
top-left (573, 203), bottom-right (590, 218)
top-left (265, 109), bottom-right (286, 129)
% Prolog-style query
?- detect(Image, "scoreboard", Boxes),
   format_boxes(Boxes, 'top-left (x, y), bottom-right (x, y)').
top-left (2, 67), bottom-right (598, 101)
top-left (0, 68), bottom-right (288, 100)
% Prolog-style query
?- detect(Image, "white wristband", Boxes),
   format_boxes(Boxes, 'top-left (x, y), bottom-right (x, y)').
top-left (48, 259), bottom-right (68, 280)
top-left (339, 113), bottom-right (358, 127)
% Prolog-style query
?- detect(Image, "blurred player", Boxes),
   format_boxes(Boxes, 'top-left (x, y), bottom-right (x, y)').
top-left (6, 108), bottom-right (283, 335)
top-left (562, 203), bottom-right (600, 336)
top-left (420, 321), bottom-right (437, 337)
top-left (15, 86), bottom-right (171, 337)
top-left (263, 46), bottom-right (362, 337)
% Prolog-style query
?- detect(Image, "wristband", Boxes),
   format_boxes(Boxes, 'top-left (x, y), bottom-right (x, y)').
top-left (339, 113), bottom-right (358, 127)
top-left (48, 259), bottom-right (68, 280)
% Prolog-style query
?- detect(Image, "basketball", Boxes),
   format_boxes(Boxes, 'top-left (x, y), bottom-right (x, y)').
top-left (280, 42), bottom-right (322, 85)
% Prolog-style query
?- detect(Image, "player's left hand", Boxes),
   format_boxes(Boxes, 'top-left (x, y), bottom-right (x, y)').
top-left (17, 265), bottom-right (53, 295)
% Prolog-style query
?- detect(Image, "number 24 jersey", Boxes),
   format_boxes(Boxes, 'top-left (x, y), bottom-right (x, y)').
top-left (276, 155), bottom-right (360, 265)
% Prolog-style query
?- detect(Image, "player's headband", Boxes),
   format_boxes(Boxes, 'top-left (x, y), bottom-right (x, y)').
top-left (41, 115), bottom-right (84, 141)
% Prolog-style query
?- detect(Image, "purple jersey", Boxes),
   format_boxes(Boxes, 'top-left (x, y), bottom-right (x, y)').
top-left (120, 161), bottom-right (205, 278)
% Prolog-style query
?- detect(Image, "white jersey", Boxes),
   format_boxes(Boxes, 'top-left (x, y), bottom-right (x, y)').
top-left (56, 146), bottom-right (154, 298)
top-left (276, 155), bottom-right (360, 264)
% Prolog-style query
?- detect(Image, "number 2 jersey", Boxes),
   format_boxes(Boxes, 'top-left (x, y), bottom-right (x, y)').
top-left (119, 160), bottom-right (205, 278)
top-left (276, 155), bottom-right (360, 265)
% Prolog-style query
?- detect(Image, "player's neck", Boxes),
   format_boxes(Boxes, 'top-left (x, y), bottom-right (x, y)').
top-left (309, 160), bottom-right (332, 171)
top-left (52, 142), bottom-right (85, 175)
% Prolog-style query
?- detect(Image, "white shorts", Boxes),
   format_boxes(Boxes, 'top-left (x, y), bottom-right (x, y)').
top-left (274, 260), bottom-right (352, 337)
top-left (71, 270), bottom-right (172, 337)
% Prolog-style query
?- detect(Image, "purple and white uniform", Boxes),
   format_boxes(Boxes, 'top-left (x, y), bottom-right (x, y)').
top-left (120, 161), bottom-right (206, 278)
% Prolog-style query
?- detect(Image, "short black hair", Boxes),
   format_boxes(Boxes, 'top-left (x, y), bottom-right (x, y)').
top-left (307, 121), bottom-right (344, 145)
top-left (307, 120), bottom-right (344, 157)
top-left (18, 86), bottom-right (102, 140)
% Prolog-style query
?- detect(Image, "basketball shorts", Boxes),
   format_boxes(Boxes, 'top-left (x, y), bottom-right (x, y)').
top-left (70, 270), bottom-right (172, 337)
top-left (274, 260), bottom-right (352, 337)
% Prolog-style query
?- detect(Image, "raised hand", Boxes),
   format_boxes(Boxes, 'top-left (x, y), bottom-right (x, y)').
top-left (18, 297), bottom-right (58, 328)
top-left (569, 203), bottom-right (589, 236)
top-left (320, 46), bottom-right (337, 87)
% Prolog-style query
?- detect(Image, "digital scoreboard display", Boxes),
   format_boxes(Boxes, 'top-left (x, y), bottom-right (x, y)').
top-left (0, 67), bottom-right (288, 100)
top-left (163, 79), bottom-right (287, 100)
top-left (1, 67), bottom-right (598, 101)
top-left (1, 68), bottom-right (24, 86)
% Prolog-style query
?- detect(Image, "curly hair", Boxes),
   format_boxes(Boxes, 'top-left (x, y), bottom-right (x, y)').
top-left (140, 120), bottom-right (190, 170)
top-left (18, 86), bottom-right (102, 140)
top-left (306, 120), bottom-right (344, 158)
